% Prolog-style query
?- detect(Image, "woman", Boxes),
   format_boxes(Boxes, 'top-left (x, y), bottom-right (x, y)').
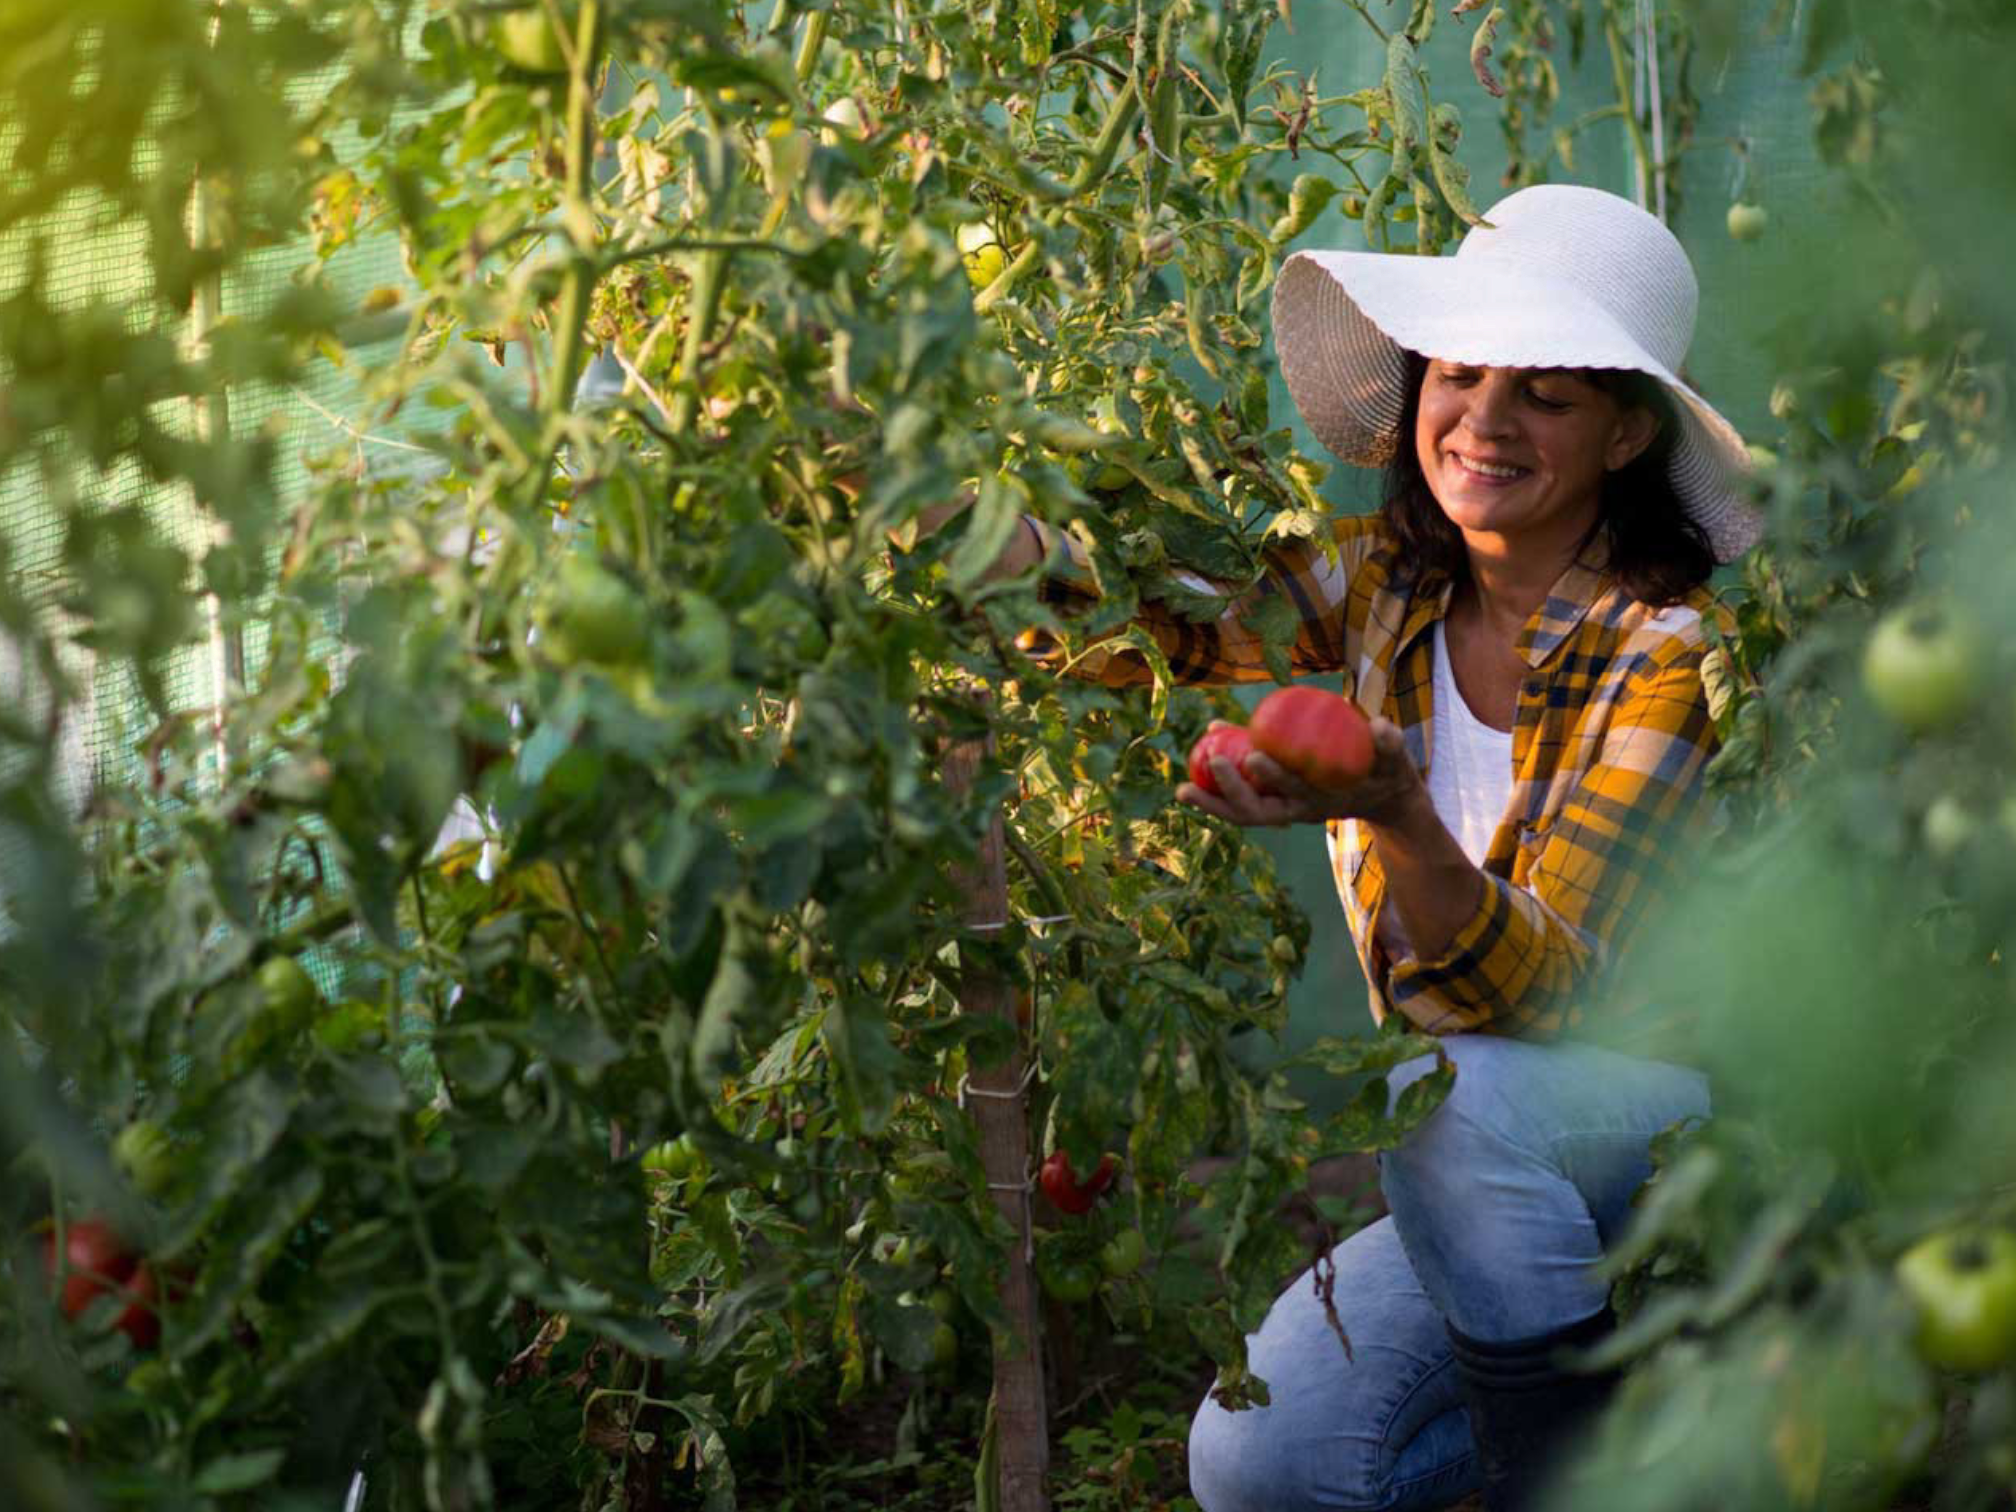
top-left (1011, 185), bottom-right (1758, 1511)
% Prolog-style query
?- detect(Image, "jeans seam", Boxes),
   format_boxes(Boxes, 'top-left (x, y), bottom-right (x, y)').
top-left (1383, 1446), bottom-right (1476, 1508)
top-left (1364, 1354), bottom-right (1471, 1509)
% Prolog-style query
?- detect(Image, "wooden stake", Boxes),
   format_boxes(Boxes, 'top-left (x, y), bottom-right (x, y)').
top-left (942, 728), bottom-right (1049, 1512)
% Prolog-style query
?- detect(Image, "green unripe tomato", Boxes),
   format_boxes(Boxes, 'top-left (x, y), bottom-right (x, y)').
top-left (1035, 1241), bottom-right (1099, 1303)
top-left (1922, 793), bottom-right (1978, 860)
top-left (255, 956), bottom-right (321, 1035)
top-left (1896, 1228), bottom-right (2016, 1372)
top-left (929, 1319), bottom-right (959, 1369)
top-left (112, 1120), bottom-right (176, 1199)
top-left (536, 558), bottom-right (650, 668)
top-left (640, 1136), bottom-right (704, 1182)
top-left (125, 1359), bottom-right (175, 1399)
top-left (925, 1286), bottom-right (959, 1322)
top-left (1862, 601), bottom-right (1987, 734)
top-left (495, 7), bottom-right (570, 76)
top-left (1726, 202), bottom-right (1768, 242)
top-left (1098, 1228), bottom-right (1146, 1278)
top-left (956, 222), bottom-right (1009, 291)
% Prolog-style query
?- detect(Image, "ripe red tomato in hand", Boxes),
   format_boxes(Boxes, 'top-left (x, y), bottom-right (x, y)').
top-left (1041, 1151), bottom-right (1119, 1215)
top-left (1249, 687), bottom-right (1375, 789)
top-left (1186, 725), bottom-right (1260, 797)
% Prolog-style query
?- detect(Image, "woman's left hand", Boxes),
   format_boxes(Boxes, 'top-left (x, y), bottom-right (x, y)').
top-left (1175, 716), bottom-right (1425, 829)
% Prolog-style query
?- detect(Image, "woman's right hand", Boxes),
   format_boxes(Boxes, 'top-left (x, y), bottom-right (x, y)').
top-left (1175, 716), bottom-right (1423, 830)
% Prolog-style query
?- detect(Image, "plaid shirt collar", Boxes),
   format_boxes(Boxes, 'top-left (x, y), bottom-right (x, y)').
top-left (1388, 534), bottom-right (1617, 675)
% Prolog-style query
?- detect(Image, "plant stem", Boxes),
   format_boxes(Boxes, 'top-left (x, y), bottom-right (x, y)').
top-left (1603, 19), bottom-right (1657, 211)
top-left (793, 9), bottom-right (827, 79)
top-left (976, 77), bottom-right (1141, 313)
top-left (547, 0), bottom-right (607, 418)
top-left (666, 247), bottom-right (729, 435)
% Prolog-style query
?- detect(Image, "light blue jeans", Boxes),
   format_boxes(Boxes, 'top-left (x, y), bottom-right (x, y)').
top-left (1187, 1034), bottom-right (1710, 1512)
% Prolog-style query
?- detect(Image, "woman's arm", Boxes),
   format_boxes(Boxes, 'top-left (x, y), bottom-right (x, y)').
top-left (906, 496), bottom-right (1046, 581)
top-left (1184, 720), bottom-right (1486, 963)
top-left (894, 491), bottom-right (1377, 686)
top-left (1185, 633), bottom-right (1720, 1037)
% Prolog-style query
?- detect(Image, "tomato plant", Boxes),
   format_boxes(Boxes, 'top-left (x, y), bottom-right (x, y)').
top-left (0, 0), bottom-right (1493, 1502)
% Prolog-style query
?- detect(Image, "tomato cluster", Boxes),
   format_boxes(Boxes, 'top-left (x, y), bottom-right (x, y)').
top-left (41, 1218), bottom-right (160, 1351)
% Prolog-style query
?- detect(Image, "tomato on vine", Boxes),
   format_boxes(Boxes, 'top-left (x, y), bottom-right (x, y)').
top-left (1035, 1242), bottom-right (1100, 1304)
top-left (535, 558), bottom-right (650, 669)
top-left (39, 1217), bottom-right (159, 1350)
top-left (1099, 1229), bottom-right (1147, 1278)
top-left (494, 7), bottom-right (571, 77)
top-left (640, 1136), bottom-right (704, 1182)
top-left (112, 1120), bottom-right (177, 1199)
top-left (254, 955), bottom-right (321, 1036)
top-left (1896, 1228), bottom-right (2016, 1373)
top-left (1040, 1151), bottom-right (1119, 1216)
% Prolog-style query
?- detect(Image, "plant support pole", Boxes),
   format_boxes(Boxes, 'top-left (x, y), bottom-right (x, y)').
top-left (943, 725), bottom-right (1050, 1512)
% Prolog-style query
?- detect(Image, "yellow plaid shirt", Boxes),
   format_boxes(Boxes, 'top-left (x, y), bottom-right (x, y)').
top-left (1038, 513), bottom-right (1723, 1045)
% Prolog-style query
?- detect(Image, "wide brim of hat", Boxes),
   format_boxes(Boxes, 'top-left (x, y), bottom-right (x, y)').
top-left (1273, 248), bottom-right (1763, 563)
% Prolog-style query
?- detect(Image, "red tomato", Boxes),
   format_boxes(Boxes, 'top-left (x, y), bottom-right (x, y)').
top-left (41, 1217), bottom-right (139, 1321)
top-left (1249, 686), bottom-right (1375, 788)
top-left (1040, 1151), bottom-right (1119, 1216)
top-left (1186, 724), bottom-right (1259, 797)
top-left (114, 1263), bottom-right (162, 1351)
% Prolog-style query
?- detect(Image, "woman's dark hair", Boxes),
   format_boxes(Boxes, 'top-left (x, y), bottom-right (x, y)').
top-left (1380, 349), bottom-right (1717, 607)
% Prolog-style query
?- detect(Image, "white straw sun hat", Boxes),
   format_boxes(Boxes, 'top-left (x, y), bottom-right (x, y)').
top-left (1272, 183), bottom-right (1762, 562)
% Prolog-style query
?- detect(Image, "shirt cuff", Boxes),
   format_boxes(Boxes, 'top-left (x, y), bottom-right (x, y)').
top-left (1029, 518), bottom-right (1098, 602)
top-left (1385, 872), bottom-right (1517, 1014)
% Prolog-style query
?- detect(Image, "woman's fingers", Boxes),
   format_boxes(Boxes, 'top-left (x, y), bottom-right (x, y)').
top-left (1175, 780), bottom-right (1242, 822)
top-left (1208, 757), bottom-right (1303, 826)
top-left (1369, 716), bottom-right (1408, 764)
top-left (1238, 750), bottom-right (1309, 801)
top-left (1177, 763), bottom-right (1294, 828)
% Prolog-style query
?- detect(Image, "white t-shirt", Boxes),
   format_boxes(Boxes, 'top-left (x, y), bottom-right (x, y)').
top-left (1426, 621), bottom-right (1515, 867)
top-left (1363, 622), bottom-right (1516, 964)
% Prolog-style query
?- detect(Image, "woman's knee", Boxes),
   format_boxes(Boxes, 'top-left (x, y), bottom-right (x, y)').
top-left (1188, 1393), bottom-right (1311, 1512)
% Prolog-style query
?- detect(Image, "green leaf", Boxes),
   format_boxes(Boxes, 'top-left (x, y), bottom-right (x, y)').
top-left (822, 991), bottom-right (902, 1135)
top-left (865, 1293), bottom-right (942, 1373)
top-left (191, 1450), bottom-right (286, 1495)
top-left (949, 475), bottom-right (1024, 597)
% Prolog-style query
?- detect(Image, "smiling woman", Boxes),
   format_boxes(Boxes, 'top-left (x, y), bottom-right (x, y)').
top-left (1388, 355), bottom-right (1716, 613)
top-left (990, 184), bottom-right (1760, 1512)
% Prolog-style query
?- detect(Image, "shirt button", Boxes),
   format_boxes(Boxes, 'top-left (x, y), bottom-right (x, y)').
top-left (1522, 679), bottom-right (1542, 698)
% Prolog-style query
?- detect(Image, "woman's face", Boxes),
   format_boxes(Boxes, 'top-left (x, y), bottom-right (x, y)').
top-left (1413, 361), bottom-right (1657, 559)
